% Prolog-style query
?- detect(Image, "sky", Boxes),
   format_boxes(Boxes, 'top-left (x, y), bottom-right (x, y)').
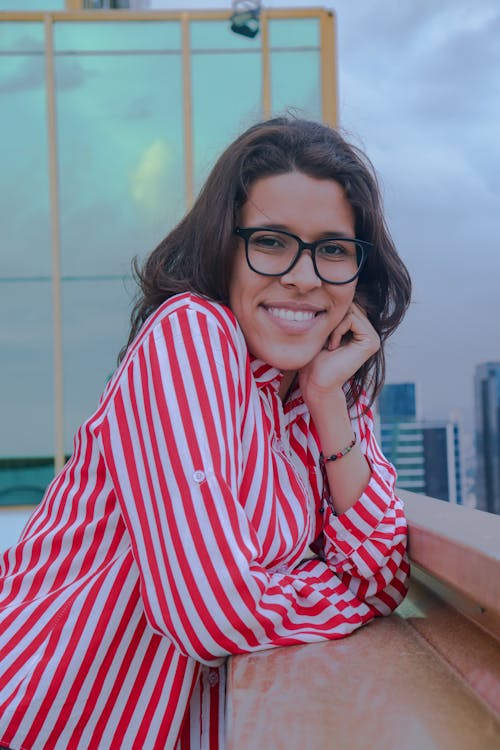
top-left (155, 0), bottom-right (500, 433)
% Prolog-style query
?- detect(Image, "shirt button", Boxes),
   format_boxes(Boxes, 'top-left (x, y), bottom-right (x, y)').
top-left (193, 470), bottom-right (205, 483)
top-left (207, 668), bottom-right (219, 686)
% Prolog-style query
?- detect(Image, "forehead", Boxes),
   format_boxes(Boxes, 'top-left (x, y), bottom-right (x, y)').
top-left (241, 171), bottom-right (355, 236)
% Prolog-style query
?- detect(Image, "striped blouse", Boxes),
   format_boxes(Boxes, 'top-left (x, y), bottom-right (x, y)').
top-left (0, 293), bottom-right (409, 750)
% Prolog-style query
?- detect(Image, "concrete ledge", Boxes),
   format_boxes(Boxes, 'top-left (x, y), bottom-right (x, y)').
top-left (227, 494), bottom-right (500, 748)
top-left (227, 608), bottom-right (500, 750)
top-left (401, 490), bottom-right (500, 638)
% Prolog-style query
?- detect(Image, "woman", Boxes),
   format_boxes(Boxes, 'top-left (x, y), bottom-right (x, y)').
top-left (0, 117), bottom-right (411, 750)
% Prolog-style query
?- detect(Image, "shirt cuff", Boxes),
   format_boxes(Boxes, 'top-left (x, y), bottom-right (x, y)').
top-left (324, 466), bottom-right (396, 555)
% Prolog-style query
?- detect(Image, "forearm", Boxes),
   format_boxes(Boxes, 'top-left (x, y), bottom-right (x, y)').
top-left (309, 388), bottom-right (371, 515)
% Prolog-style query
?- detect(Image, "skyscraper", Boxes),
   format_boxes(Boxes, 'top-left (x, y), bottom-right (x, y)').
top-left (378, 383), bottom-right (462, 504)
top-left (378, 383), bottom-right (424, 494)
top-left (474, 362), bottom-right (500, 515)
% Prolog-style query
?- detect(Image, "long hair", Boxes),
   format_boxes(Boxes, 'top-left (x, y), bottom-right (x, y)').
top-left (119, 116), bottom-right (412, 407)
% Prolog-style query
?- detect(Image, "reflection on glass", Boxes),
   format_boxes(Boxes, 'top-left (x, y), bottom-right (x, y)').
top-left (0, 1), bottom-right (63, 10)
top-left (271, 50), bottom-right (321, 121)
top-left (0, 22), bottom-right (44, 51)
top-left (0, 281), bottom-right (54, 458)
top-left (56, 49), bottom-right (185, 277)
top-left (269, 18), bottom-right (320, 49)
top-left (192, 52), bottom-right (261, 191)
top-left (62, 279), bottom-right (133, 451)
top-left (0, 49), bottom-right (51, 278)
top-left (54, 21), bottom-right (182, 52)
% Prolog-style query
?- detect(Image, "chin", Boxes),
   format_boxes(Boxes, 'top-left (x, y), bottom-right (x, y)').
top-left (267, 351), bottom-right (321, 372)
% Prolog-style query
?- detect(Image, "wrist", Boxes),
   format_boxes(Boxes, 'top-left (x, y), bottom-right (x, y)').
top-left (306, 386), bottom-right (348, 426)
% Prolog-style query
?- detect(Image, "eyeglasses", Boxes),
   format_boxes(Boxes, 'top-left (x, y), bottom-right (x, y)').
top-left (234, 227), bottom-right (372, 285)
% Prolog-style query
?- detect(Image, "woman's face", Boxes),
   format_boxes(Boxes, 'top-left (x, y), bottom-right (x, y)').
top-left (229, 171), bottom-right (358, 374)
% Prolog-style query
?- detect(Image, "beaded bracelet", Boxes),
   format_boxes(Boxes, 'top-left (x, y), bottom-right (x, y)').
top-left (321, 437), bottom-right (356, 463)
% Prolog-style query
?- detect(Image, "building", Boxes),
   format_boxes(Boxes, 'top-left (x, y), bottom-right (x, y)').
top-left (0, 2), bottom-right (337, 506)
top-left (474, 362), bottom-right (500, 515)
top-left (378, 383), bottom-right (463, 504)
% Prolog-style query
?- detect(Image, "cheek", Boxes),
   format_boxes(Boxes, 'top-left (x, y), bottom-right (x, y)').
top-left (328, 285), bottom-right (357, 314)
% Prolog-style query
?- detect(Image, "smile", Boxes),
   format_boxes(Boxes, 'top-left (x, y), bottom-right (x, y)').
top-left (266, 307), bottom-right (318, 322)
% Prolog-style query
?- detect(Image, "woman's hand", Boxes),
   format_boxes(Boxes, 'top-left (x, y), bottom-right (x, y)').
top-left (299, 302), bottom-right (380, 409)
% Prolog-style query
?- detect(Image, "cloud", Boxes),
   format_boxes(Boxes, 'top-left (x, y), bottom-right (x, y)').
top-left (125, 96), bottom-right (154, 121)
top-left (0, 56), bottom-right (88, 95)
top-left (55, 58), bottom-right (89, 91)
top-left (130, 139), bottom-right (175, 222)
top-left (0, 58), bottom-right (44, 94)
top-left (330, 0), bottom-right (500, 428)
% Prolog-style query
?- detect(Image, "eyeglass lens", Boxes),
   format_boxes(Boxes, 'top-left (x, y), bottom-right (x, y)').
top-left (246, 230), bottom-right (363, 283)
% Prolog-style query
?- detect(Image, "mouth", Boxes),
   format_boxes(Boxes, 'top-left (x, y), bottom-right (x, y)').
top-left (261, 304), bottom-right (325, 332)
top-left (266, 306), bottom-right (318, 322)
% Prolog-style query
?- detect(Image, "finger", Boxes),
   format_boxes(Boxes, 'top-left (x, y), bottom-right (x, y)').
top-left (350, 301), bottom-right (370, 320)
top-left (341, 303), bottom-right (380, 353)
top-left (327, 313), bottom-right (352, 351)
top-left (349, 303), bottom-right (376, 334)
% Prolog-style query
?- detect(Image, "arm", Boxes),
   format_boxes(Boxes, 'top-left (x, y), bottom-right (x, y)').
top-left (298, 303), bottom-right (409, 615)
top-left (307, 393), bottom-right (409, 615)
top-left (97, 303), bottom-right (376, 665)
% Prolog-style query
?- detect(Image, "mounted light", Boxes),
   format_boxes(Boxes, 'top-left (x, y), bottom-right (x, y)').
top-left (230, 1), bottom-right (261, 39)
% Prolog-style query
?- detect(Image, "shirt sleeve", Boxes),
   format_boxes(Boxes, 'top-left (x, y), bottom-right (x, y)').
top-left (96, 303), bottom-right (377, 666)
top-left (315, 394), bottom-right (410, 616)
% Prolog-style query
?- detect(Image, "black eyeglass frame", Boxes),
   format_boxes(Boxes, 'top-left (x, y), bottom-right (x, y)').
top-left (234, 226), bottom-right (373, 285)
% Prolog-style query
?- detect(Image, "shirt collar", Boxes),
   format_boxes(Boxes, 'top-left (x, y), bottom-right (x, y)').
top-left (250, 355), bottom-right (308, 421)
top-left (250, 355), bottom-right (283, 391)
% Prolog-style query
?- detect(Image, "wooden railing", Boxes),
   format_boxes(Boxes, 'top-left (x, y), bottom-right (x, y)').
top-left (226, 492), bottom-right (500, 749)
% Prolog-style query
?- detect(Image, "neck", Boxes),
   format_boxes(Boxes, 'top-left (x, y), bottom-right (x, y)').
top-left (279, 371), bottom-right (297, 402)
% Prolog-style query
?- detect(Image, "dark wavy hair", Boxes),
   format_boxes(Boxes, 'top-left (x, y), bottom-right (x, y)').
top-left (120, 116), bottom-right (412, 407)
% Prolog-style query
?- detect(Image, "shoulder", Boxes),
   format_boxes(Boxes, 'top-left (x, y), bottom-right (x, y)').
top-left (126, 293), bottom-right (247, 365)
top-left (100, 292), bottom-right (250, 414)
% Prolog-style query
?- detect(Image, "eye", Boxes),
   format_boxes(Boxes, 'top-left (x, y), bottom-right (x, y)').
top-left (252, 234), bottom-right (284, 247)
top-left (316, 241), bottom-right (348, 258)
top-left (249, 232), bottom-right (290, 252)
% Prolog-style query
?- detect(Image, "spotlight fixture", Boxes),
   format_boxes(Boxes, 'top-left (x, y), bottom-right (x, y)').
top-left (230, 1), bottom-right (261, 39)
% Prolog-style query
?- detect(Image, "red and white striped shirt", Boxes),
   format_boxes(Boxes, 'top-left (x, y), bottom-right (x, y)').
top-left (0, 293), bottom-right (409, 750)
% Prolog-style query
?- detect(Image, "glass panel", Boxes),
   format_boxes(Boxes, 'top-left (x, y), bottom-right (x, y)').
top-left (269, 18), bottom-right (320, 49)
top-left (56, 47), bottom-right (184, 277)
top-left (192, 52), bottom-right (261, 192)
top-left (190, 19), bottom-right (261, 51)
top-left (55, 21), bottom-right (181, 52)
top-left (0, 22), bottom-right (44, 51)
top-left (0, 281), bottom-right (54, 461)
top-left (62, 279), bottom-right (133, 450)
top-left (271, 50), bottom-right (321, 120)
top-left (0, 39), bottom-right (51, 278)
top-left (0, 0), bottom-right (63, 9)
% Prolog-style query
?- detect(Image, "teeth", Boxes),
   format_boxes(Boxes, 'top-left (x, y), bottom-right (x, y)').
top-left (267, 307), bottom-right (316, 322)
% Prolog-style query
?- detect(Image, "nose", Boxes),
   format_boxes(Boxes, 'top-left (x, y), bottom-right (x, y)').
top-left (279, 249), bottom-right (322, 290)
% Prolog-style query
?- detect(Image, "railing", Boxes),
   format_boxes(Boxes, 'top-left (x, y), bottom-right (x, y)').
top-left (226, 492), bottom-right (500, 749)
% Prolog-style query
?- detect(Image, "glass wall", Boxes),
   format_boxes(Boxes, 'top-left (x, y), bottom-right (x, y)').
top-left (0, 8), bottom-right (334, 507)
top-left (0, 22), bottom-right (54, 505)
top-left (54, 21), bottom-right (186, 448)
